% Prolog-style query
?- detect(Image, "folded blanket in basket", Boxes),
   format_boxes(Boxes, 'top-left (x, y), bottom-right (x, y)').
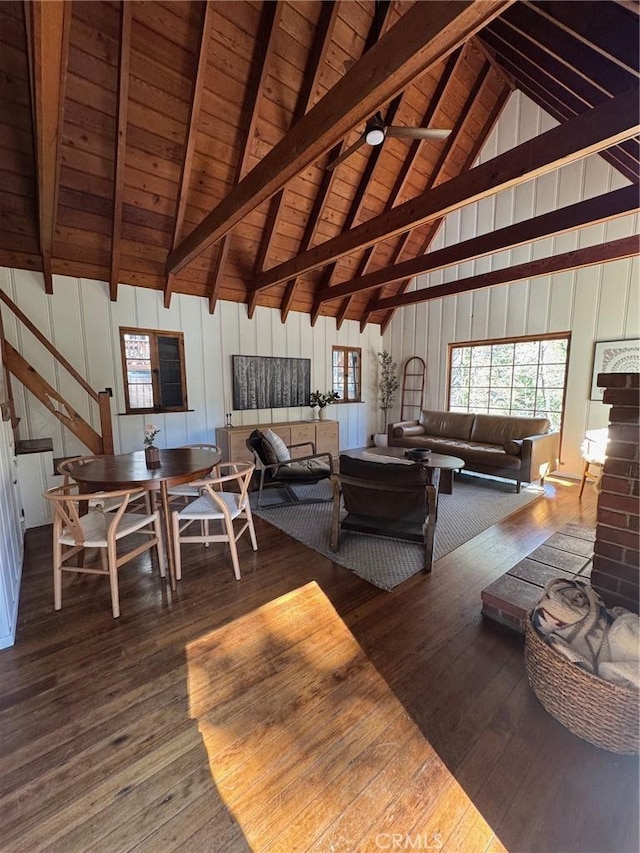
top-left (532, 579), bottom-right (640, 689)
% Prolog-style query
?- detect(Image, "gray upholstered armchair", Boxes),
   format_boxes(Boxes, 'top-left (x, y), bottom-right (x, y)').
top-left (330, 454), bottom-right (438, 574)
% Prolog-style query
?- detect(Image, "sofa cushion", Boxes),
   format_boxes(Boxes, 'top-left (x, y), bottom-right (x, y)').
top-left (276, 458), bottom-right (331, 480)
top-left (247, 429), bottom-right (269, 466)
top-left (470, 414), bottom-right (550, 445)
top-left (418, 410), bottom-right (475, 440)
top-left (393, 424), bottom-right (425, 438)
top-left (262, 428), bottom-right (291, 465)
top-left (417, 438), bottom-right (522, 468)
top-left (504, 439), bottom-right (523, 455)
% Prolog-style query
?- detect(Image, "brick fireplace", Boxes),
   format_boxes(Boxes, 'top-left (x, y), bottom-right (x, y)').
top-left (591, 372), bottom-right (640, 613)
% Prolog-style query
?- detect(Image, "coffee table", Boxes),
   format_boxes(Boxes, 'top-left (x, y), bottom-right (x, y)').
top-left (345, 446), bottom-right (465, 494)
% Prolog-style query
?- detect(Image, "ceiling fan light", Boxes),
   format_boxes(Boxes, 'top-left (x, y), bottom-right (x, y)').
top-left (365, 127), bottom-right (385, 146)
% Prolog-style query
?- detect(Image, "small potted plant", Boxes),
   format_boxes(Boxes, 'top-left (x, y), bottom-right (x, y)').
top-left (144, 423), bottom-right (161, 466)
top-left (374, 351), bottom-right (399, 447)
top-left (309, 390), bottom-right (340, 420)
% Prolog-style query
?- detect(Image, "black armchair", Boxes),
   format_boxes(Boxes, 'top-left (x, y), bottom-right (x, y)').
top-left (246, 429), bottom-right (333, 509)
top-left (330, 454), bottom-right (438, 573)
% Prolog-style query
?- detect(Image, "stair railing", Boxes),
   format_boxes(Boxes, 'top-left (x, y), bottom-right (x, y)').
top-left (0, 290), bottom-right (114, 455)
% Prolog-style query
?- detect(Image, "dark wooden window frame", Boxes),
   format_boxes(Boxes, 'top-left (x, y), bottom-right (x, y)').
top-left (332, 345), bottom-right (362, 404)
top-left (119, 326), bottom-right (188, 414)
top-left (446, 331), bottom-right (571, 437)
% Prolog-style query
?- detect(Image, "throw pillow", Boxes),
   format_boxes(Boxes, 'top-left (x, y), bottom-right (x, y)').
top-left (262, 428), bottom-right (291, 465)
top-left (504, 439), bottom-right (523, 455)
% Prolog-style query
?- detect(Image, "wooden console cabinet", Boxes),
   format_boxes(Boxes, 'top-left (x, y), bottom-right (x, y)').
top-left (216, 419), bottom-right (339, 463)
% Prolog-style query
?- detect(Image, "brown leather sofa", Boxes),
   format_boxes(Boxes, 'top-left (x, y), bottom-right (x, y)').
top-left (388, 410), bottom-right (560, 492)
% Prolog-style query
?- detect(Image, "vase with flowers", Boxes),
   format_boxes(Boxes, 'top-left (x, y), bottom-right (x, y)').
top-left (309, 390), bottom-right (339, 421)
top-left (144, 423), bottom-right (161, 467)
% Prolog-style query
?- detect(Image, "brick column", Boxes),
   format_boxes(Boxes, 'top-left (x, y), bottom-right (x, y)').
top-left (591, 372), bottom-right (639, 613)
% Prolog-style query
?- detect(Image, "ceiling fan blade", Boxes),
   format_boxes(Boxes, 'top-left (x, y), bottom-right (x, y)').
top-left (386, 126), bottom-right (451, 140)
top-left (326, 135), bottom-right (367, 171)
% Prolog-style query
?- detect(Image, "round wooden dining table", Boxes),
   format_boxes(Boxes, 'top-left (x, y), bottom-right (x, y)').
top-left (66, 447), bottom-right (220, 590)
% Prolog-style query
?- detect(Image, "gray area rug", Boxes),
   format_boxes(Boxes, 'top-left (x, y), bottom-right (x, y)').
top-left (251, 473), bottom-right (542, 591)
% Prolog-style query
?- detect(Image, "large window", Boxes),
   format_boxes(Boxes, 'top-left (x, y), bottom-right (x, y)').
top-left (120, 327), bottom-right (188, 414)
top-left (448, 333), bottom-right (570, 431)
top-left (332, 346), bottom-right (361, 403)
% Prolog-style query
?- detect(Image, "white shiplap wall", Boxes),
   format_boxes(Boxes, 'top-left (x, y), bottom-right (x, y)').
top-left (0, 268), bottom-right (382, 461)
top-left (384, 91), bottom-right (639, 480)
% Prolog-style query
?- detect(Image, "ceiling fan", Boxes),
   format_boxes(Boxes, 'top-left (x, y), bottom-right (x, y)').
top-left (326, 111), bottom-right (451, 171)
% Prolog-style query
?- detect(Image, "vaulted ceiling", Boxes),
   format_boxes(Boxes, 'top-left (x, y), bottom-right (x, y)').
top-left (0, 0), bottom-right (638, 331)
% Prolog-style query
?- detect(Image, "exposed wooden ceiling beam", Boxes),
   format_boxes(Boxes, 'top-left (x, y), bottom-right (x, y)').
top-left (166, 0), bottom-right (513, 275)
top-left (326, 46), bottom-right (467, 329)
top-left (501, 3), bottom-right (635, 96)
top-left (375, 86), bottom-right (513, 331)
top-left (485, 19), bottom-right (604, 109)
top-left (280, 1), bottom-right (394, 324)
top-left (351, 59), bottom-right (490, 331)
top-left (164, 1), bottom-right (215, 310)
top-left (209, 1), bottom-right (281, 315)
top-left (254, 87), bottom-right (640, 292)
top-left (321, 185), bottom-right (639, 305)
top-left (25, 0), bottom-right (70, 295)
top-left (524, 0), bottom-right (639, 77)
top-left (373, 235), bottom-right (640, 311)
top-left (483, 20), bottom-right (640, 171)
top-left (249, 1), bottom-right (340, 315)
top-left (479, 33), bottom-right (640, 181)
top-left (307, 94), bottom-right (403, 326)
top-left (109, 1), bottom-right (132, 303)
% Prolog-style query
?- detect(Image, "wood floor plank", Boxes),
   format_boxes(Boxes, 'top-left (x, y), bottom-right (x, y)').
top-left (0, 479), bottom-right (636, 853)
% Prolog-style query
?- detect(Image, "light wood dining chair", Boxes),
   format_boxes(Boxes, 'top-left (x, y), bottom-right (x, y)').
top-left (44, 483), bottom-right (165, 618)
top-left (171, 461), bottom-right (257, 581)
top-left (57, 456), bottom-right (151, 513)
top-left (167, 444), bottom-right (222, 505)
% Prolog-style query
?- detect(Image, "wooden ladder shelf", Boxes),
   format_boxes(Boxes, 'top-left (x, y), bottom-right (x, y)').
top-left (400, 356), bottom-right (426, 422)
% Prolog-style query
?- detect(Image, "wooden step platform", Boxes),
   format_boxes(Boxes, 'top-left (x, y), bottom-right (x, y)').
top-left (481, 523), bottom-right (595, 633)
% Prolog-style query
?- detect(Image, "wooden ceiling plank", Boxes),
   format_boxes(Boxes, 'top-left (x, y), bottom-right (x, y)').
top-left (487, 47), bottom-right (640, 181)
top-left (376, 83), bottom-right (510, 331)
top-left (484, 19), bottom-right (605, 110)
top-left (373, 235), bottom-right (640, 311)
top-left (248, 1), bottom-right (340, 319)
top-left (278, 0), bottom-right (396, 324)
top-left (327, 46), bottom-right (467, 327)
top-left (254, 87), bottom-right (640, 292)
top-left (524, 0), bottom-right (639, 77)
top-left (109, 1), bottom-right (132, 302)
top-left (359, 63), bottom-right (496, 330)
top-left (166, 0), bottom-right (513, 275)
top-left (164, 1), bottom-right (215, 309)
top-left (307, 93), bottom-right (403, 326)
top-left (209, 1), bottom-right (281, 314)
top-left (25, 0), bottom-right (71, 295)
top-left (501, 3), bottom-right (635, 97)
top-left (327, 184), bottom-right (640, 306)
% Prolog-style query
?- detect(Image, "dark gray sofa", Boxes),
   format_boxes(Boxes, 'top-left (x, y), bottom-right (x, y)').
top-left (388, 410), bottom-right (560, 492)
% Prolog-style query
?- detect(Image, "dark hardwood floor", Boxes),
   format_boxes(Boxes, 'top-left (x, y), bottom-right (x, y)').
top-left (0, 477), bottom-right (637, 852)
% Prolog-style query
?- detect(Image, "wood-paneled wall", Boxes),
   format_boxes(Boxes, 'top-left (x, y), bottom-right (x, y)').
top-left (0, 270), bottom-right (382, 460)
top-left (384, 91), bottom-right (640, 480)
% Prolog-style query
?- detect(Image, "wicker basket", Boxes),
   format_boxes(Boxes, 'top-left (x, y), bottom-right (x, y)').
top-left (524, 615), bottom-right (639, 754)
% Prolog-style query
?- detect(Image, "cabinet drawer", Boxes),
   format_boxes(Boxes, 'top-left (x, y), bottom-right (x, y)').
top-left (290, 424), bottom-right (316, 457)
top-left (315, 422), bottom-right (339, 457)
top-left (228, 432), bottom-right (253, 463)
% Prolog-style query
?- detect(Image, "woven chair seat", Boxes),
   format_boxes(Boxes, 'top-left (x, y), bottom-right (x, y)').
top-left (176, 491), bottom-right (243, 521)
top-left (59, 510), bottom-right (159, 548)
